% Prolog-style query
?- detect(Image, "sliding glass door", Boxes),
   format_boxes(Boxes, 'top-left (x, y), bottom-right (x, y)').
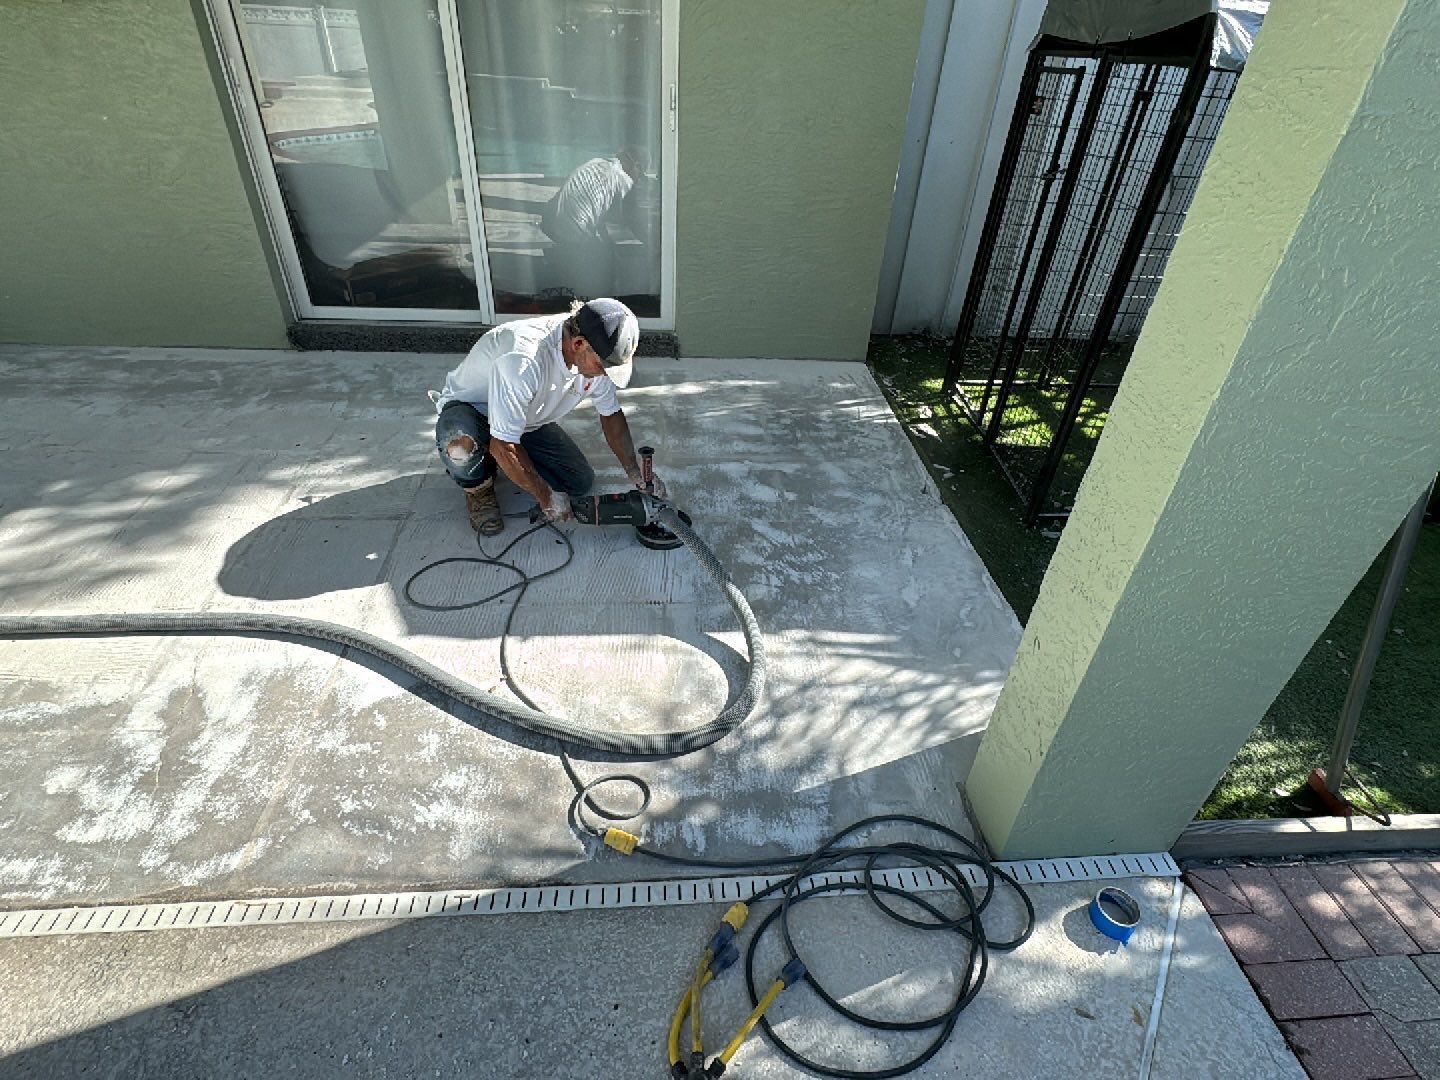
top-left (223, 1), bottom-right (481, 315)
top-left (452, 0), bottom-right (666, 319)
top-left (209, 0), bottom-right (675, 326)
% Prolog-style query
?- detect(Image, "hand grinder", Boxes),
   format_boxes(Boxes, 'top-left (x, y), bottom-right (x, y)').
top-left (536, 446), bottom-right (692, 549)
top-left (631, 445), bottom-right (689, 550)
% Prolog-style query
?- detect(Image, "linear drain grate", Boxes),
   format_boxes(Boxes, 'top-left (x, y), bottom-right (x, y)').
top-left (0, 852), bottom-right (1178, 939)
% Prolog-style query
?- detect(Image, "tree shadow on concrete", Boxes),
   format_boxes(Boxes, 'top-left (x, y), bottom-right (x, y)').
top-left (0, 346), bottom-right (1018, 910)
top-left (214, 472), bottom-right (755, 760)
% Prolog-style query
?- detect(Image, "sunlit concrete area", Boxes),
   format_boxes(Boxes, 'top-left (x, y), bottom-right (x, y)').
top-left (0, 345), bottom-right (1295, 1077)
top-left (0, 345), bottom-right (1021, 905)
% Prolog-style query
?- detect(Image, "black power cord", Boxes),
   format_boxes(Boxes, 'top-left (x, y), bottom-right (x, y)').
top-left (570, 788), bottom-right (1035, 1078)
top-left (406, 513), bottom-right (1037, 1079)
top-left (402, 511), bottom-right (656, 827)
top-left (740, 816), bottom-right (1034, 1080)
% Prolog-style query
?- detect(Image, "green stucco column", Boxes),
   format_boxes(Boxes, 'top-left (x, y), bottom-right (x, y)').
top-left (966, 0), bottom-right (1440, 858)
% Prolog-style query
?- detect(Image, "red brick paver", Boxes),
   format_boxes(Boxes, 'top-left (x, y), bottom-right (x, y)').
top-left (1214, 912), bottom-right (1329, 964)
top-left (1353, 863), bottom-right (1440, 952)
top-left (1192, 860), bottom-right (1440, 1079)
top-left (1313, 865), bottom-right (1422, 956)
top-left (1393, 862), bottom-right (1440, 919)
top-left (1185, 867), bottom-right (1252, 915)
top-left (1273, 864), bottom-right (1377, 961)
top-left (1209, 867), bottom-right (1327, 964)
top-left (1280, 1014), bottom-right (1414, 1080)
top-left (1245, 958), bottom-right (1369, 1021)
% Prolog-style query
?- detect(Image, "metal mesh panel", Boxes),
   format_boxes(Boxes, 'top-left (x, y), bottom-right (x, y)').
top-left (1114, 68), bottom-right (1240, 338)
top-left (945, 31), bottom-right (1241, 524)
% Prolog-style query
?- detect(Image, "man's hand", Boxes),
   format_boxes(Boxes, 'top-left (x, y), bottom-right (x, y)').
top-left (542, 490), bottom-right (573, 522)
top-left (626, 465), bottom-right (668, 500)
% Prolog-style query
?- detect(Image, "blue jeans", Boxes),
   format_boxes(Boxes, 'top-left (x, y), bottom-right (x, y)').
top-left (434, 402), bottom-right (595, 495)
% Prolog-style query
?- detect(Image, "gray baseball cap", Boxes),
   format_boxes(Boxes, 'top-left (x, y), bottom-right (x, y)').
top-left (575, 298), bottom-right (640, 389)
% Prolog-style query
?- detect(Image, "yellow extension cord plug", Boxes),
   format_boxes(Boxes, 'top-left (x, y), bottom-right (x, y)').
top-left (708, 902), bottom-right (749, 955)
top-left (602, 826), bottom-right (640, 855)
top-left (722, 902), bottom-right (749, 933)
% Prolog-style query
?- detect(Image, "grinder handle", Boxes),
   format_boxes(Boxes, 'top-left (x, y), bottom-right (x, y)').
top-left (637, 445), bottom-right (655, 492)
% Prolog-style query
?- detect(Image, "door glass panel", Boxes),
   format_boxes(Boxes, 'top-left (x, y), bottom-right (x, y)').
top-left (456, 0), bottom-right (663, 317)
top-left (231, 2), bottom-right (480, 310)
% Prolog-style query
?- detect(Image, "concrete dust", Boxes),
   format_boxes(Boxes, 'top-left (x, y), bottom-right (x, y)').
top-left (0, 346), bottom-right (1020, 905)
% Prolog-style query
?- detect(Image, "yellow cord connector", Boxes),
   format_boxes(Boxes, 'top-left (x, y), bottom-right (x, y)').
top-left (603, 827), bottom-right (640, 855)
top-left (716, 959), bottom-right (808, 1070)
top-left (722, 902), bottom-right (749, 933)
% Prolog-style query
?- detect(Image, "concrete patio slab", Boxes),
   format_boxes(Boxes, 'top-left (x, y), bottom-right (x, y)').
top-left (0, 877), bottom-right (1301, 1079)
top-left (0, 346), bottom-right (1303, 1077)
top-left (0, 345), bottom-right (1019, 907)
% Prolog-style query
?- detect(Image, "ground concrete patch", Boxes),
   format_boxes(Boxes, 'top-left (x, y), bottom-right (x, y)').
top-left (0, 347), bottom-right (1299, 1078)
top-left (0, 346), bottom-right (1018, 906)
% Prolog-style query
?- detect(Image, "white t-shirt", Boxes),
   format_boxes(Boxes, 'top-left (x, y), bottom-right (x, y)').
top-left (435, 315), bottom-right (622, 443)
top-left (551, 157), bottom-right (633, 241)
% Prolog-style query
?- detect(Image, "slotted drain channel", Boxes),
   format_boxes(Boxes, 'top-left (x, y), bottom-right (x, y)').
top-left (0, 853), bottom-right (1178, 939)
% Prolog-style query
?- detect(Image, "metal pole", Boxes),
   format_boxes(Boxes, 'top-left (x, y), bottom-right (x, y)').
top-left (1325, 480), bottom-right (1435, 795)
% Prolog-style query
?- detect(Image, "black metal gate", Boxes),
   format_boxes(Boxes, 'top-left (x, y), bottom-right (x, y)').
top-left (943, 15), bottom-right (1242, 525)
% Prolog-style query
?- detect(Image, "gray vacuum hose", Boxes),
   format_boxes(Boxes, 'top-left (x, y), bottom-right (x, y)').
top-left (0, 509), bottom-right (765, 757)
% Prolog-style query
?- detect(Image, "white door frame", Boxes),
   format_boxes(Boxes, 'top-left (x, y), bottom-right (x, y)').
top-left (659, 0), bottom-right (679, 330)
top-left (201, 0), bottom-right (677, 330)
top-left (438, 0), bottom-right (498, 322)
top-left (201, 0), bottom-right (482, 323)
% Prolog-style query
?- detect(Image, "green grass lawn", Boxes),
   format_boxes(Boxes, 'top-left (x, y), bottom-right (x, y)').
top-left (1202, 529), bottom-right (1440, 820)
top-left (946, 337), bottom-right (1126, 518)
top-left (869, 333), bottom-right (1439, 818)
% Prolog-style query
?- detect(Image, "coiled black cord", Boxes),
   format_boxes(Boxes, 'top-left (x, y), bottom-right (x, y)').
top-left (402, 513), bottom-right (655, 828)
top-left (739, 815), bottom-right (1034, 1079)
top-left (569, 801), bottom-right (1036, 1078)
top-left (568, 763), bottom-right (1035, 1077)
top-left (404, 513), bottom-right (1036, 1079)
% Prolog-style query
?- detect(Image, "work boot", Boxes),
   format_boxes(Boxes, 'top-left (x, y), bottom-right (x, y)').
top-left (464, 478), bottom-right (504, 536)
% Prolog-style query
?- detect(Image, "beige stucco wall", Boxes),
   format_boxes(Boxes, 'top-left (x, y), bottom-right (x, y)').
top-left (2, 1), bottom-right (923, 357)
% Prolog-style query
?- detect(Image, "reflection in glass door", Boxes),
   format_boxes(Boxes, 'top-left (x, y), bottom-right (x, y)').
top-left (209, 0), bottom-right (674, 325)
top-left (453, 0), bottom-right (668, 319)
top-left (226, 1), bottom-right (481, 313)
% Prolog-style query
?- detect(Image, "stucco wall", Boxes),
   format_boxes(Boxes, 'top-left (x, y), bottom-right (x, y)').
top-left (0, 0), bottom-right (289, 348)
top-left (675, 0), bottom-right (925, 359)
top-left (2, 0), bottom-right (923, 355)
